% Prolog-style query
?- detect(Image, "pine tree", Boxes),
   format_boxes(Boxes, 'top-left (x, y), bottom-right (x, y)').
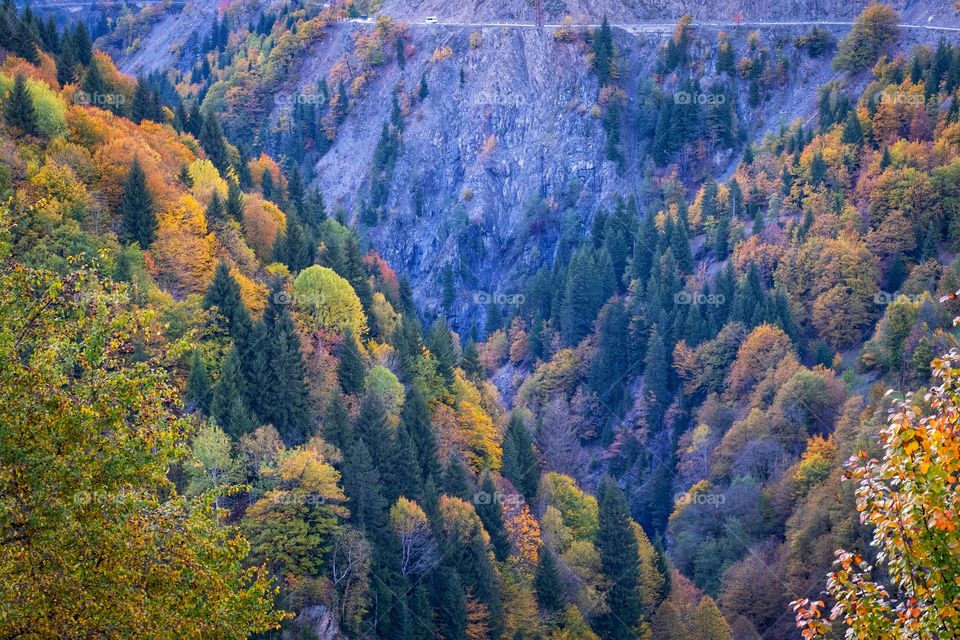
top-left (287, 166), bottom-right (305, 215)
top-left (714, 213), bottom-right (730, 259)
top-left (653, 536), bottom-right (671, 604)
top-left (419, 73), bottom-right (429, 99)
top-left (596, 479), bottom-right (642, 640)
top-left (592, 16), bottom-right (614, 85)
top-left (113, 248), bottom-right (133, 282)
top-left (561, 248), bottom-right (607, 345)
top-left (12, 11), bottom-right (38, 63)
top-left (72, 22), bottom-right (92, 65)
top-left (56, 35), bottom-right (78, 86)
top-left (443, 455), bottom-right (473, 500)
top-left (204, 262), bottom-right (252, 343)
top-left (343, 440), bottom-right (388, 532)
top-left (391, 93), bottom-right (404, 132)
top-left (670, 214), bottom-right (693, 274)
top-left (337, 329), bottom-right (365, 395)
top-left (4, 73), bottom-right (37, 136)
top-left (717, 39), bottom-right (736, 75)
top-left (810, 151), bottom-right (828, 186)
top-left (177, 164), bottom-right (193, 188)
top-left (185, 101), bottom-right (203, 138)
top-left (131, 75), bottom-right (153, 123)
top-left (476, 474), bottom-right (511, 561)
top-left (81, 56), bottom-right (111, 107)
top-left (441, 264), bottom-right (455, 312)
top-left (841, 111), bottom-right (864, 145)
top-left (0, 3), bottom-right (12, 52)
top-left (185, 351), bottom-right (212, 414)
top-left (301, 188), bottom-right (326, 233)
top-left (643, 325), bottom-right (670, 430)
top-left (226, 179), bottom-right (244, 220)
top-left (409, 583), bottom-right (435, 639)
top-left (120, 158), bottom-right (157, 248)
top-left (461, 339), bottom-right (483, 379)
top-left (322, 392), bottom-right (352, 451)
top-left (485, 302), bottom-right (503, 334)
top-left (430, 565), bottom-right (468, 640)
top-left (251, 287), bottom-right (312, 445)
top-left (211, 347), bottom-right (256, 438)
top-left (394, 423), bottom-right (423, 500)
top-left (40, 15), bottom-right (59, 54)
top-left (354, 394), bottom-right (398, 500)
top-left (922, 222), bottom-right (939, 260)
top-left (501, 413), bottom-right (538, 502)
top-left (205, 192), bottom-right (225, 223)
top-left (200, 111), bottom-right (230, 172)
top-left (535, 545), bottom-right (564, 611)
top-left (395, 36), bottom-right (406, 69)
top-left (588, 298), bottom-right (630, 412)
top-left (427, 319), bottom-right (458, 384)
top-left (402, 387), bottom-right (440, 483)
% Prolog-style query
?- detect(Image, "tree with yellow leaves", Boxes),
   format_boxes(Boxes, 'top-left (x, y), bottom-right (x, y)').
top-left (243, 443), bottom-right (349, 581)
top-left (0, 225), bottom-right (286, 638)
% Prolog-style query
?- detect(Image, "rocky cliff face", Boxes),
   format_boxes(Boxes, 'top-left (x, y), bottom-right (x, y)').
top-left (291, 21), bottom-right (841, 328)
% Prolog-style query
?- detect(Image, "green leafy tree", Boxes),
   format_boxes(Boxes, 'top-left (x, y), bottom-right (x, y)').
top-left (0, 253), bottom-right (286, 638)
top-left (185, 422), bottom-right (241, 514)
top-left (293, 265), bottom-right (367, 335)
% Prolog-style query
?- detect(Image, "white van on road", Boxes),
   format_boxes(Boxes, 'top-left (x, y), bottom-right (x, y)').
top-left (425, 16), bottom-right (438, 24)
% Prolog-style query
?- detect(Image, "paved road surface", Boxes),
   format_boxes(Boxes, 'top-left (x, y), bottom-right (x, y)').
top-left (26, 3), bottom-right (960, 34)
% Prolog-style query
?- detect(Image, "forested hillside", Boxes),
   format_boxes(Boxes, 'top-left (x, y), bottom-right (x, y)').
top-left (3, 1), bottom-right (960, 639)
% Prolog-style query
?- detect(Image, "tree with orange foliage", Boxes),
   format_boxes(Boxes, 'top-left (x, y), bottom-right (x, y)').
top-left (794, 350), bottom-right (960, 638)
top-left (726, 324), bottom-right (794, 397)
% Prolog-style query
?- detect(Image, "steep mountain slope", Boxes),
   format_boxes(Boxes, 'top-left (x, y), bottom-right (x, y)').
top-left (58, 1), bottom-right (955, 334)
top-left (288, 17), bottom-right (942, 324)
top-left (8, 0), bottom-right (960, 638)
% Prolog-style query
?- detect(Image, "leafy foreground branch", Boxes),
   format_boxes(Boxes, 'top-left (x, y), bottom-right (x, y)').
top-left (0, 209), bottom-right (288, 638)
top-left (793, 351), bottom-right (960, 638)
